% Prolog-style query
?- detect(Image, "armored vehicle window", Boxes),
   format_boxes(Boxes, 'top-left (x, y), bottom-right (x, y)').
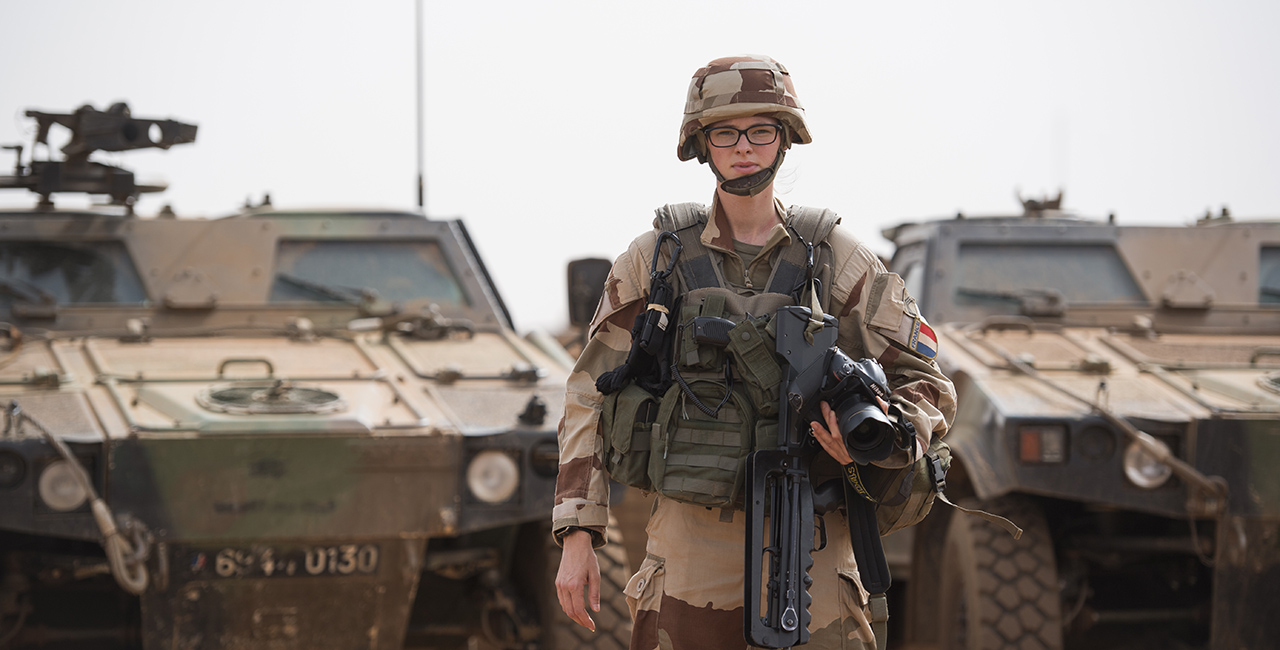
top-left (0, 241), bottom-right (147, 306)
top-left (1261, 246), bottom-right (1280, 305)
top-left (955, 243), bottom-right (1145, 309)
top-left (269, 240), bottom-right (468, 306)
top-left (899, 260), bottom-right (924, 302)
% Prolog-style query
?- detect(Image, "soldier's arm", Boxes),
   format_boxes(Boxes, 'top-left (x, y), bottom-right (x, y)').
top-left (826, 230), bottom-right (957, 469)
top-left (551, 235), bottom-right (655, 548)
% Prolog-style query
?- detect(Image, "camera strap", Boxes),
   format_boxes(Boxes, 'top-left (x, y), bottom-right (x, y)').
top-left (844, 478), bottom-right (891, 595)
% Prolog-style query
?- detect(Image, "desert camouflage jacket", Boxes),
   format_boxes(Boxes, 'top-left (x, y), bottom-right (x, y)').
top-left (553, 198), bottom-right (957, 546)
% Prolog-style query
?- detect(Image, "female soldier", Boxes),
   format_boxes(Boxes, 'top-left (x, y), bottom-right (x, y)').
top-left (553, 55), bottom-right (956, 650)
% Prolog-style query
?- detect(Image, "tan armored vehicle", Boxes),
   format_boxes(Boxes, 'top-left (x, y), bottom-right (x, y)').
top-left (0, 104), bottom-right (630, 649)
top-left (883, 195), bottom-right (1280, 649)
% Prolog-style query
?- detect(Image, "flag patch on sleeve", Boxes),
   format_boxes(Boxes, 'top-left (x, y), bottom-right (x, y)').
top-left (909, 317), bottom-right (938, 360)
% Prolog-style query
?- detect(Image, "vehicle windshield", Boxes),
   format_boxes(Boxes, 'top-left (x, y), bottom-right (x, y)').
top-left (269, 240), bottom-right (469, 307)
top-left (1261, 246), bottom-right (1280, 305)
top-left (0, 241), bottom-right (147, 307)
top-left (954, 243), bottom-right (1146, 312)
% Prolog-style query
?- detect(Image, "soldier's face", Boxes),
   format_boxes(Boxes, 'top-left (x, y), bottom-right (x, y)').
top-left (705, 116), bottom-right (782, 181)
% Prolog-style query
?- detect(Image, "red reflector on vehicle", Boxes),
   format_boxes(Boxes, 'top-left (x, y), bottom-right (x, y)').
top-left (1019, 425), bottom-right (1067, 463)
top-left (1019, 430), bottom-right (1042, 462)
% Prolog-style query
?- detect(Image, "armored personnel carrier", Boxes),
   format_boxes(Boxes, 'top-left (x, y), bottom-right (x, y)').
top-left (884, 194), bottom-right (1280, 649)
top-left (0, 104), bottom-right (630, 650)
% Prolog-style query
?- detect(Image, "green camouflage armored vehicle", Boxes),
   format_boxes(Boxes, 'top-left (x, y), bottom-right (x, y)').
top-left (884, 195), bottom-right (1280, 650)
top-left (0, 104), bottom-right (630, 650)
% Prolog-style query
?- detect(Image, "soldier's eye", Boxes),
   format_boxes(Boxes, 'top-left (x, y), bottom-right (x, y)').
top-left (706, 128), bottom-right (740, 147)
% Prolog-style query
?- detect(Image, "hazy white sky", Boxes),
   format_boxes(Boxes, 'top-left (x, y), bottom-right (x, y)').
top-left (2, 1), bottom-right (1278, 331)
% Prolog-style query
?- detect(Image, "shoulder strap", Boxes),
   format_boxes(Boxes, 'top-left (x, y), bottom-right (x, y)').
top-left (653, 203), bottom-right (724, 292)
top-left (787, 205), bottom-right (841, 242)
top-left (653, 202), bottom-right (706, 232)
top-left (765, 205), bottom-right (841, 300)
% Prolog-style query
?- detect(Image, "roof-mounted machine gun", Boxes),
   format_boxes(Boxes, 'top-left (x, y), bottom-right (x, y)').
top-left (0, 102), bottom-right (197, 210)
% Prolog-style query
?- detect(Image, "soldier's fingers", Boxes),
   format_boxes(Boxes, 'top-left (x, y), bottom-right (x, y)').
top-left (819, 402), bottom-right (854, 465)
top-left (811, 422), bottom-right (833, 454)
top-left (588, 562), bottom-right (602, 614)
top-left (555, 568), bottom-right (593, 630)
top-left (575, 590), bottom-right (596, 631)
top-left (810, 420), bottom-right (841, 457)
top-left (823, 401), bottom-right (841, 431)
top-left (559, 583), bottom-right (593, 630)
top-left (555, 575), bottom-right (575, 620)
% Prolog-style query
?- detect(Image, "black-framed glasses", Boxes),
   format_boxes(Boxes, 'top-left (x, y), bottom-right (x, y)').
top-left (702, 124), bottom-right (782, 148)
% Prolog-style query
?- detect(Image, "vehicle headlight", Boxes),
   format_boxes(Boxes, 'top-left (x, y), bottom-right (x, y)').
top-left (1122, 440), bottom-right (1173, 489)
top-left (38, 460), bottom-right (89, 511)
top-left (466, 450), bottom-right (520, 504)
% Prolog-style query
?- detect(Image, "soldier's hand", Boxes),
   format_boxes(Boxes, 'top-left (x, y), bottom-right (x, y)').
top-left (812, 397), bottom-right (892, 465)
top-left (811, 401), bottom-right (854, 465)
top-left (555, 530), bottom-right (601, 631)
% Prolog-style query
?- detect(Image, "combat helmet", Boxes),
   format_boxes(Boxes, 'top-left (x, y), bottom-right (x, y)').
top-left (678, 55), bottom-right (812, 197)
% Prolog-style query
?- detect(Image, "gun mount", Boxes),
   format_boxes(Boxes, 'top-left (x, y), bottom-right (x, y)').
top-left (0, 102), bottom-right (196, 210)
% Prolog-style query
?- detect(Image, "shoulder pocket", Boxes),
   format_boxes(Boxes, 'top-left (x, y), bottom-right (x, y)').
top-left (865, 272), bottom-right (938, 361)
top-left (864, 272), bottom-right (908, 331)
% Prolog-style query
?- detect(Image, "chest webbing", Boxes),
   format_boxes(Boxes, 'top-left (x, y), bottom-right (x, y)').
top-left (652, 202), bottom-right (839, 302)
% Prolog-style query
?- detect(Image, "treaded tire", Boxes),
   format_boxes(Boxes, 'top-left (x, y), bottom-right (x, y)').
top-left (903, 503), bottom-right (952, 644)
top-left (939, 495), bottom-right (1063, 650)
top-left (540, 515), bottom-right (633, 650)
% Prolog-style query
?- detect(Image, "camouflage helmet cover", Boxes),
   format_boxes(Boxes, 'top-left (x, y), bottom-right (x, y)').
top-left (678, 55), bottom-right (812, 162)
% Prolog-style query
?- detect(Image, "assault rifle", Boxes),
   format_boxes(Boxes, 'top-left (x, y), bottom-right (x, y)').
top-left (744, 306), bottom-right (831, 648)
top-left (744, 306), bottom-right (896, 648)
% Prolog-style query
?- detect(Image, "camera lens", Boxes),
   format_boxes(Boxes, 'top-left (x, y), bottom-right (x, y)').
top-left (832, 397), bottom-right (896, 463)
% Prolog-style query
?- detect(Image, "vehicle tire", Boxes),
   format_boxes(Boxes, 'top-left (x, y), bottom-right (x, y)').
top-left (938, 495), bottom-right (1063, 650)
top-left (902, 503), bottom-right (952, 644)
top-left (519, 515), bottom-right (632, 650)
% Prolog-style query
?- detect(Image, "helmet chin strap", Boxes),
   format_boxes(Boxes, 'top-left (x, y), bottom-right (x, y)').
top-left (708, 148), bottom-right (788, 198)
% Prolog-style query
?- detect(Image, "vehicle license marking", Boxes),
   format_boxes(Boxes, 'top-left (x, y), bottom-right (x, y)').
top-left (194, 544), bottom-right (381, 578)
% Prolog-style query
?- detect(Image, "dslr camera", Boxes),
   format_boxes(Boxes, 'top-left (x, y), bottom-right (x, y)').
top-left (773, 307), bottom-right (909, 466)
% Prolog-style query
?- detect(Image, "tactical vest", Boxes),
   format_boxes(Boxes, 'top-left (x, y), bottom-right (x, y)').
top-left (600, 202), bottom-right (840, 508)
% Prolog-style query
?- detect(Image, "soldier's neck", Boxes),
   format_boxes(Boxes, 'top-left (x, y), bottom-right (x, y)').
top-left (716, 186), bottom-right (782, 246)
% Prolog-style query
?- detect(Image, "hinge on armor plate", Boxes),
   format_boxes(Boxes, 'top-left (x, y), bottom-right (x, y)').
top-left (25, 369), bottom-right (63, 388)
top-left (119, 318), bottom-right (152, 343)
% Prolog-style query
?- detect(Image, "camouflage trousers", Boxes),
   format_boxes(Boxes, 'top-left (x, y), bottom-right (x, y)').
top-left (624, 495), bottom-right (879, 650)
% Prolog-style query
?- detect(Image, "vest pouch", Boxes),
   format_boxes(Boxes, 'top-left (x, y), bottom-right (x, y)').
top-left (726, 318), bottom-right (782, 419)
top-left (754, 419), bottom-right (779, 451)
top-left (675, 300), bottom-right (728, 373)
top-left (649, 377), bottom-right (755, 508)
top-left (600, 383), bottom-right (658, 492)
top-left (876, 436), bottom-right (951, 536)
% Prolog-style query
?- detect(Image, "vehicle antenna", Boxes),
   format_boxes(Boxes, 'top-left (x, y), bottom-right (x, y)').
top-left (415, 0), bottom-right (426, 214)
